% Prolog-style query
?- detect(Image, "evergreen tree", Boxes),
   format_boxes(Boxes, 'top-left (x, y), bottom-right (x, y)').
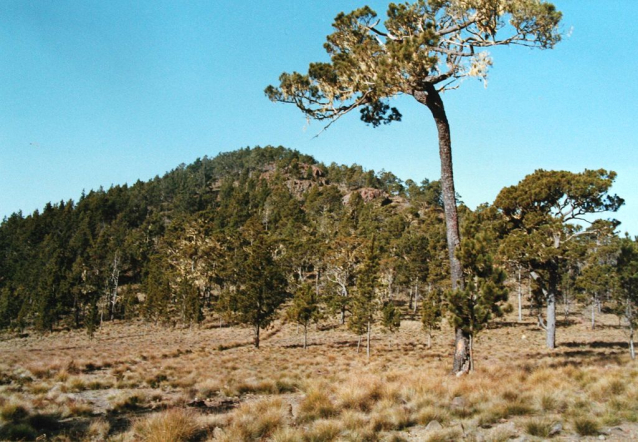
top-left (221, 219), bottom-right (289, 348)
top-left (287, 283), bottom-right (322, 349)
top-left (350, 238), bottom-right (381, 360)
top-left (496, 169), bottom-right (623, 349)
top-left (267, 0), bottom-right (562, 374)
top-left (612, 237), bottom-right (638, 360)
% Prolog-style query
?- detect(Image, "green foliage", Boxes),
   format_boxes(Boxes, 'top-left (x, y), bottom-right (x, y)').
top-left (287, 283), bottom-right (322, 330)
top-left (496, 169), bottom-right (623, 347)
top-left (446, 233), bottom-right (507, 336)
top-left (267, 0), bottom-right (561, 127)
top-left (219, 219), bottom-right (290, 347)
top-left (421, 288), bottom-right (443, 336)
top-left (349, 238), bottom-right (381, 335)
top-left (382, 301), bottom-right (401, 332)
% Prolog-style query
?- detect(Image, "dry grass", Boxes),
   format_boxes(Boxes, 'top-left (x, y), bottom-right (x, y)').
top-left (133, 408), bottom-right (201, 442)
top-left (0, 307), bottom-right (637, 440)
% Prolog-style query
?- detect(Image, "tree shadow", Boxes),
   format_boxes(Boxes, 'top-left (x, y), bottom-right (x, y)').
top-left (562, 340), bottom-right (628, 349)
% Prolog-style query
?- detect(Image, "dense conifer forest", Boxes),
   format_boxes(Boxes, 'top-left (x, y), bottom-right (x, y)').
top-left (1, 146), bottom-right (636, 361)
top-left (0, 146), bottom-right (449, 338)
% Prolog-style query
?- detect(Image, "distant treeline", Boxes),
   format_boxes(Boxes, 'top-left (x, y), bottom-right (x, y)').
top-left (1, 146), bottom-right (636, 358)
top-left (0, 146), bottom-right (448, 335)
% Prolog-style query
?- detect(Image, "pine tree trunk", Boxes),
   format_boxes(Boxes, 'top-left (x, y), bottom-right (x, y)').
top-left (591, 300), bottom-right (596, 330)
top-left (452, 328), bottom-right (471, 375)
top-left (518, 267), bottom-right (523, 322)
top-left (357, 335), bottom-right (362, 353)
top-left (413, 282), bottom-right (419, 314)
top-left (254, 324), bottom-right (260, 349)
top-left (366, 320), bottom-right (371, 361)
top-left (415, 85), bottom-right (465, 374)
top-left (546, 290), bottom-right (556, 350)
top-left (303, 323), bottom-right (308, 349)
top-left (630, 327), bottom-right (635, 361)
top-left (528, 275), bottom-right (533, 318)
top-left (408, 287), bottom-right (413, 311)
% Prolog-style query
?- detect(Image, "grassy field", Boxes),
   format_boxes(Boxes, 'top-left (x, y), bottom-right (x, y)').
top-left (1, 305), bottom-right (637, 441)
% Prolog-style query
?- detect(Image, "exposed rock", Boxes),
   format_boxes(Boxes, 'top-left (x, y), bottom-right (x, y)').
top-left (549, 421), bottom-right (563, 436)
top-left (425, 420), bottom-right (443, 432)
top-left (450, 396), bottom-right (466, 410)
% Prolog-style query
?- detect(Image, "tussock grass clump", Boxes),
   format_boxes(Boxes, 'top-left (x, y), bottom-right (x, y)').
top-left (221, 397), bottom-right (291, 441)
top-left (336, 376), bottom-right (382, 412)
top-left (298, 389), bottom-right (337, 422)
top-left (524, 418), bottom-right (554, 438)
top-left (110, 391), bottom-right (149, 411)
top-left (134, 408), bottom-right (201, 442)
top-left (86, 417), bottom-right (111, 441)
top-left (196, 378), bottom-right (221, 398)
top-left (0, 402), bottom-right (29, 422)
top-left (64, 399), bottom-right (94, 417)
top-left (484, 424), bottom-right (518, 442)
top-left (414, 405), bottom-right (450, 426)
top-left (369, 399), bottom-right (413, 431)
top-left (573, 416), bottom-right (600, 436)
top-left (425, 426), bottom-right (463, 442)
top-left (67, 376), bottom-right (88, 392)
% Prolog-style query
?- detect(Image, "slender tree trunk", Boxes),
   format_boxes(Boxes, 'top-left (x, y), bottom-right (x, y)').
top-left (366, 320), bottom-right (371, 361)
top-left (518, 266), bottom-right (523, 322)
top-left (408, 286), bottom-right (413, 311)
top-left (627, 301), bottom-right (635, 360)
top-left (427, 328), bottom-right (432, 349)
top-left (591, 300), bottom-right (596, 330)
top-left (415, 85), bottom-right (467, 374)
top-left (468, 334), bottom-right (474, 372)
top-left (303, 323), bottom-right (308, 349)
top-left (413, 282), bottom-right (419, 314)
top-left (254, 324), bottom-right (260, 349)
top-left (546, 289), bottom-right (556, 349)
top-left (528, 274), bottom-right (533, 318)
top-left (357, 335), bottom-right (362, 353)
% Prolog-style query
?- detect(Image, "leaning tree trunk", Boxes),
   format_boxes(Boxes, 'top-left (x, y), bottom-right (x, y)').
top-left (415, 85), bottom-right (469, 375)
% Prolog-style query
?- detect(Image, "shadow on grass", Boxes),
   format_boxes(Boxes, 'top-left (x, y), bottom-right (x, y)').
top-left (562, 340), bottom-right (628, 349)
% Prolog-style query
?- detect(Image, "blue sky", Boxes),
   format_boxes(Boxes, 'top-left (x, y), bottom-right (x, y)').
top-left (1, 1), bottom-right (636, 234)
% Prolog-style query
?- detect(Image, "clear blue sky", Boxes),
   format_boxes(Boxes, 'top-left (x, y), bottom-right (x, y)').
top-left (1, 1), bottom-right (636, 234)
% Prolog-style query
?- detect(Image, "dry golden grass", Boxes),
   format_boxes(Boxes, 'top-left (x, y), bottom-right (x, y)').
top-left (1, 307), bottom-right (638, 440)
top-left (133, 408), bottom-right (201, 442)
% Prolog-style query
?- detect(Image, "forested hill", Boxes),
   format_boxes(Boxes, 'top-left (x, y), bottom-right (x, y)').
top-left (0, 146), bottom-right (449, 333)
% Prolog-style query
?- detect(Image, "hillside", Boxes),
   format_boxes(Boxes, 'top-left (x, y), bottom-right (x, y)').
top-left (0, 145), bottom-right (446, 333)
top-left (2, 146), bottom-right (637, 441)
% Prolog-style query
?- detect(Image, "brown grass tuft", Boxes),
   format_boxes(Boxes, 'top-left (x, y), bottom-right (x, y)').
top-left (134, 408), bottom-right (201, 442)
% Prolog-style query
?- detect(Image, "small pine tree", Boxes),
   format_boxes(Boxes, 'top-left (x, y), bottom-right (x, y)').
top-left (287, 283), bottom-right (322, 349)
top-left (446, 234), bottom-right (508, 372)
top-left (421, 288), bottom-right (443, 348)
top-left (349, 238), bottom-right (380, 360)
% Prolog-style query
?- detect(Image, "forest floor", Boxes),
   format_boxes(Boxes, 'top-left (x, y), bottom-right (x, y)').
top-left (1, 305), bottom-right (637, 441)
